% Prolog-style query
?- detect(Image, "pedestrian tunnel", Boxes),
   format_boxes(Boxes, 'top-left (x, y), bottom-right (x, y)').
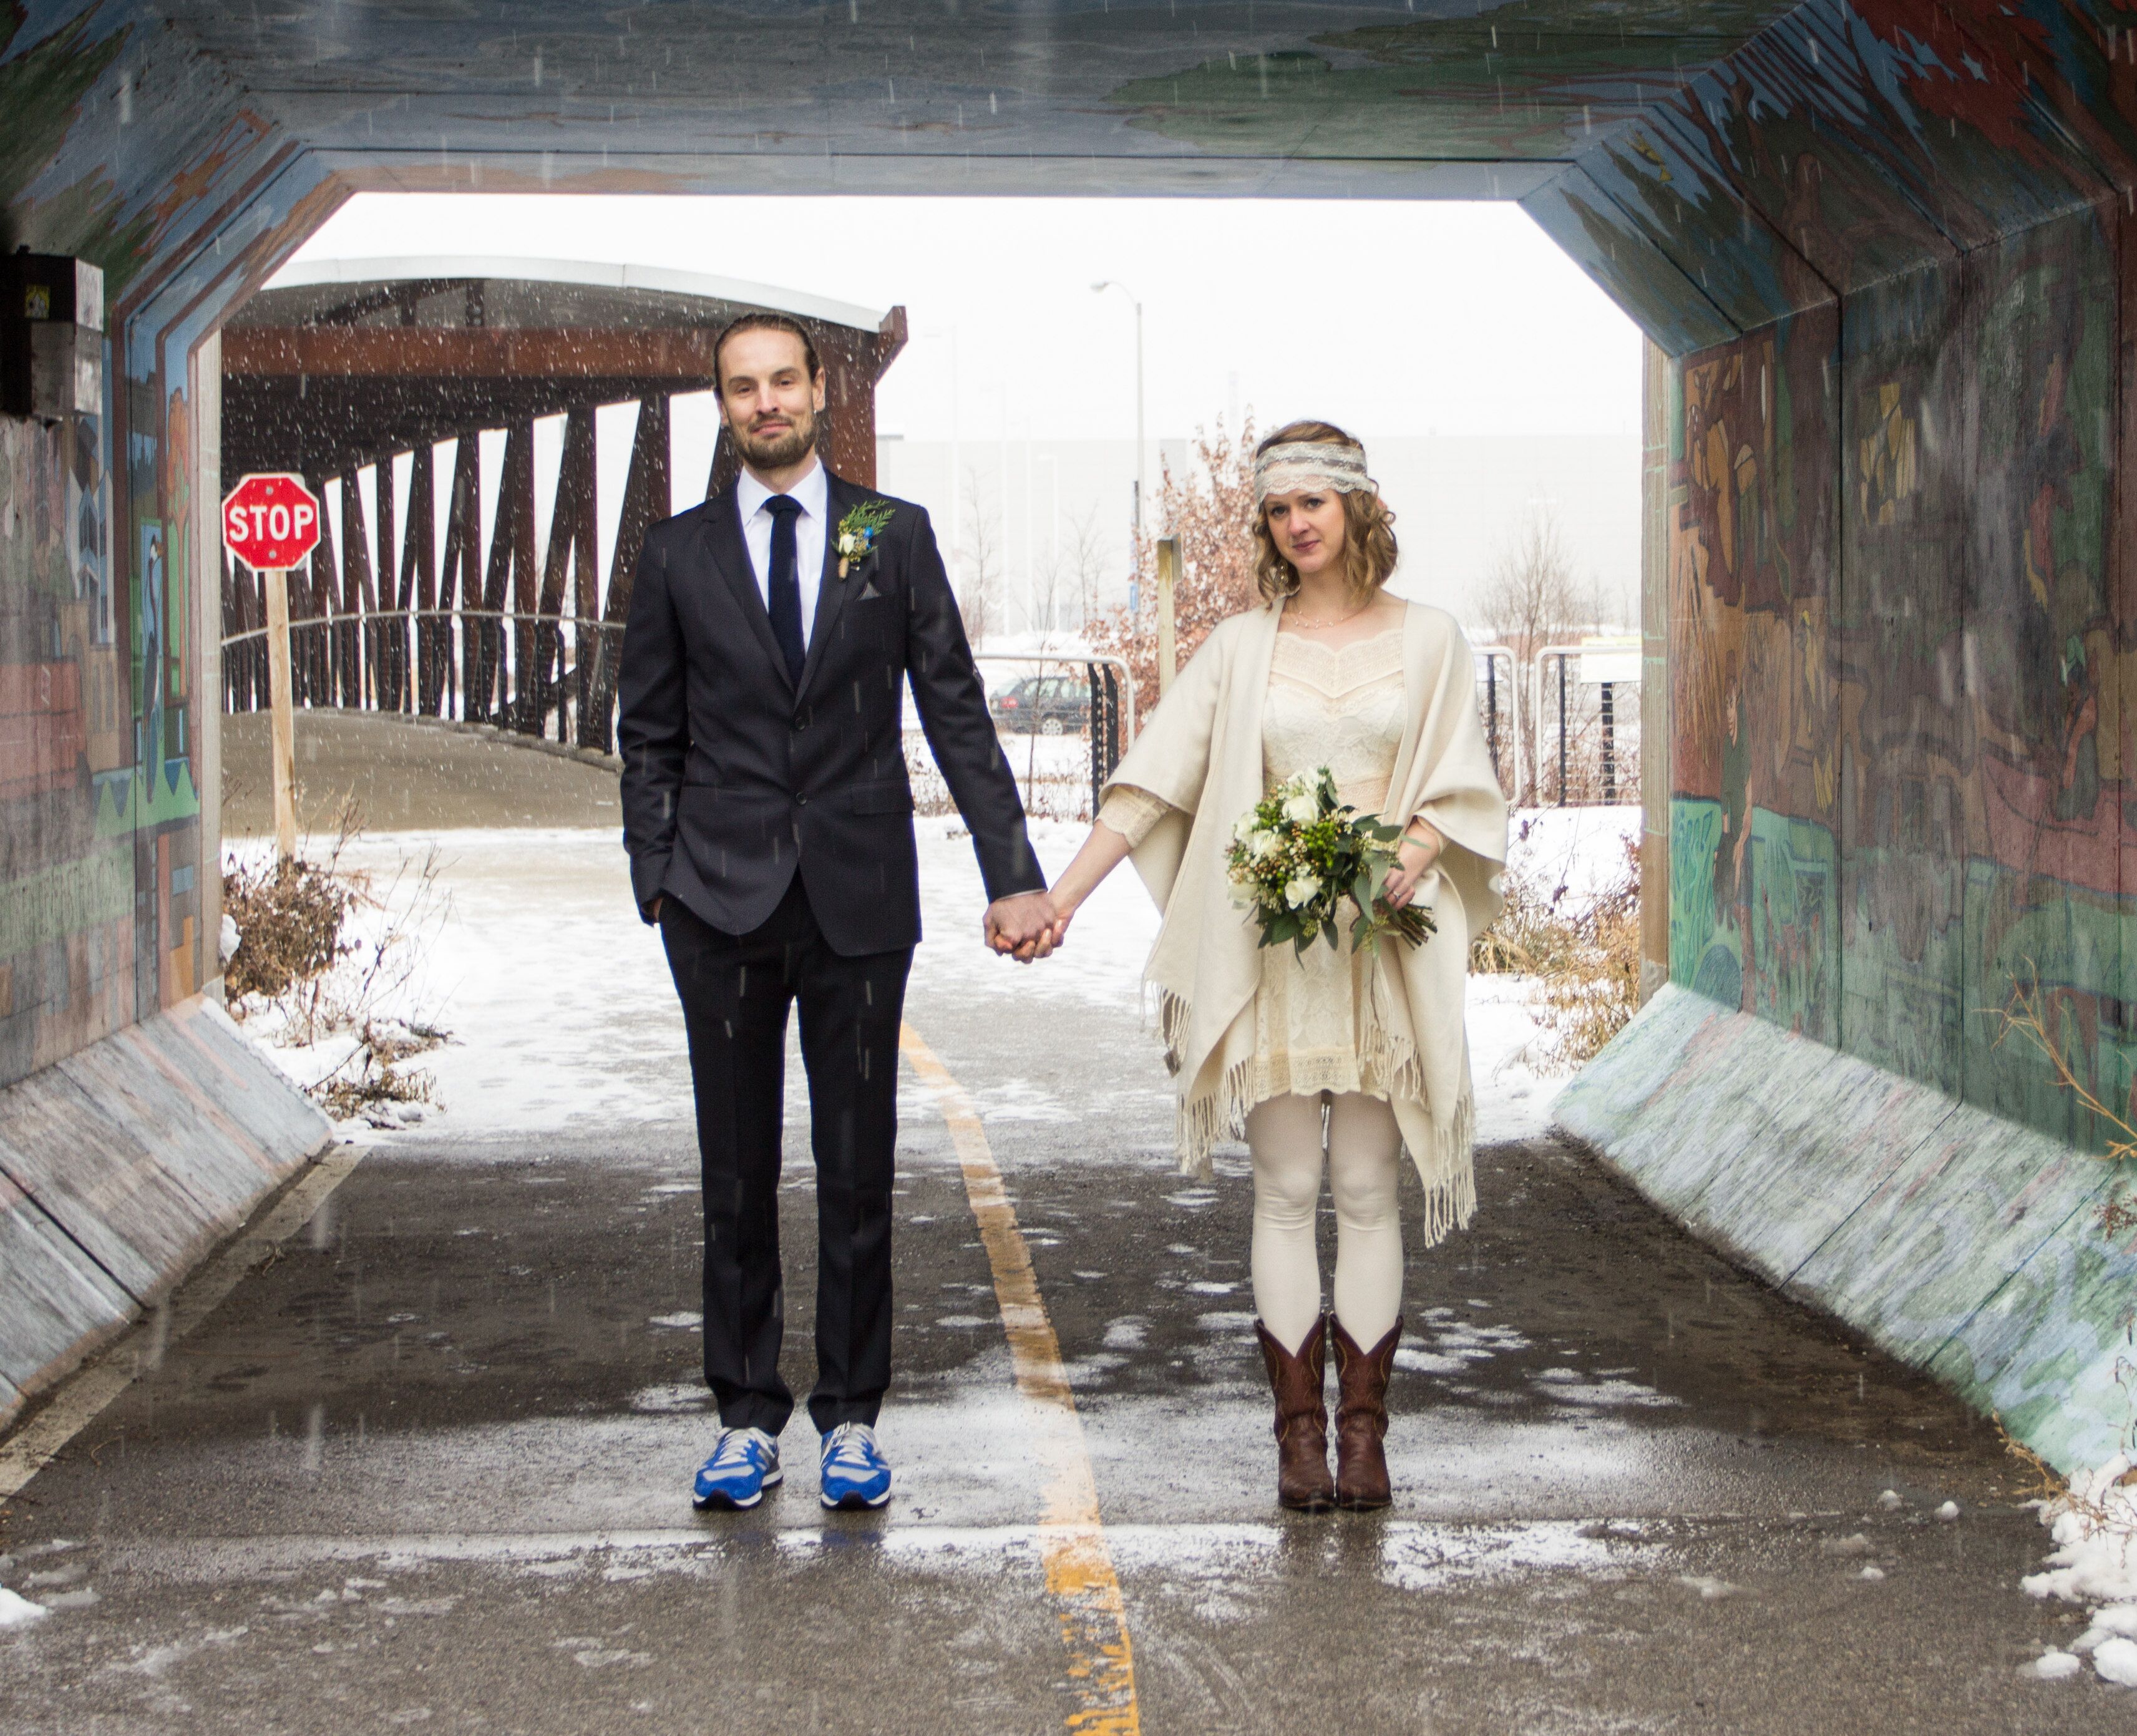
top-left (2, 0), bottom-right (2135, 1480)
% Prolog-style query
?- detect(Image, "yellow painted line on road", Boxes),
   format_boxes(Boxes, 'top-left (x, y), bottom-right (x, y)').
top-left (0, 1144), bottom-right (366, 1504)
top-left (900, 1024), bottom-right (1140, 1736)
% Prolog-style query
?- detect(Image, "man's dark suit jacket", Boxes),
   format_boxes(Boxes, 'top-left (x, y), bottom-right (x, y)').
top-left (616, 467), bottom-right (1045, 957)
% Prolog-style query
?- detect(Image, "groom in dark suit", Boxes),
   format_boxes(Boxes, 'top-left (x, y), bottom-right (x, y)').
top-left (618, 313), bottom-right (1056, 1511)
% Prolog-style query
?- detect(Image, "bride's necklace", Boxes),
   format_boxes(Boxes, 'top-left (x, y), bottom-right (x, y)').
top-left (1285, 597), bottom-right (1371, 631)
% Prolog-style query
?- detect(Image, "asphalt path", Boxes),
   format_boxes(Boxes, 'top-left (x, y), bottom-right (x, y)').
top-left (0, 714), bottom-right (2115, 1732)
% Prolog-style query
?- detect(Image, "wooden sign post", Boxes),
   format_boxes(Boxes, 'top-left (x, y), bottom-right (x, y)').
top-left (1155, 536), bottom-right (1180, 696)
top-left (221, 473), bottom-right (323, 866)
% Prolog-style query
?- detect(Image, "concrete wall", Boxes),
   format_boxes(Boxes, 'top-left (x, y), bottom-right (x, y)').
top-left (1660, 217), bottom-right (2131, 1142)
top-left (1532, 13), bottom-right (2137, 1160)
top-left (1559, 985), bottom-right (2136, 1478)
top-left (0, 7), bottom-right (342, 1413)
top-left (1527, 7), bottom-right (2137, 1470)
top-left (0, 993), bottom-right (329, 1429)
top-left (2, 4), bottom-right (341, 1093)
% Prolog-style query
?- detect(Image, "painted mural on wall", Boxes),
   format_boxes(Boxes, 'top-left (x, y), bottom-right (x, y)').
top-left (0, 3), bottom-right (336, 1090)
top-left (1667, 205), bottom-right (2133, 1154)
top-left (1668, 303), bottom-right (1842, 1044)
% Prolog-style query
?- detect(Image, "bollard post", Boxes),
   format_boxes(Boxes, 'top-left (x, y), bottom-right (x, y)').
top-left (1155, 536), bottom-right (1180, 695)
top-left (263, 565), bottom-right (298, 864)
top-left (1557, 652), bottom-right (1569, 807)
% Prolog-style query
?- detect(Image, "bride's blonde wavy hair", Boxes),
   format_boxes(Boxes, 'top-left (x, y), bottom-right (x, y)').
top-left (1249, 420), bottom-right (1399, 607)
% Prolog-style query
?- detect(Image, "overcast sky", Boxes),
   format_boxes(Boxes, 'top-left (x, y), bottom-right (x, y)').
top-left (281, 195), bottom-right (1643, 448)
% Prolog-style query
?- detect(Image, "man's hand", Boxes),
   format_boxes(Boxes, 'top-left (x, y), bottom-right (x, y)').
top-left (985, 890), bottom-right (1059, 962)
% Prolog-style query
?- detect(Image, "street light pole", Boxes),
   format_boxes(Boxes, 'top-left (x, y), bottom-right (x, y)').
top-left (1091, 280), bottom-right (1146, 607)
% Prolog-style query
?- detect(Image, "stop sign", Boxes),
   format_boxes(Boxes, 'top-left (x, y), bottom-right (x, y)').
top-left (222, 472), bottom-right (322, 570)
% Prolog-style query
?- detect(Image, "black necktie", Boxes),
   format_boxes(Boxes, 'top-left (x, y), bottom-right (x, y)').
top-left (764, 493), bottom-right (805, 685)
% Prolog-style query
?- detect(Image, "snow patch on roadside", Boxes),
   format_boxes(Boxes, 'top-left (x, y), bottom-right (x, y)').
top-left (2022, 1456), bottom-right (2137, 1686)
top-left (252, 807), bottom-right (1626, 1149)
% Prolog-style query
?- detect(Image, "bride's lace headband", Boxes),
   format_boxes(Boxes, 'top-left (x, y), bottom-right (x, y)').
top-left (1253, 440), bottom-right (1376, 505)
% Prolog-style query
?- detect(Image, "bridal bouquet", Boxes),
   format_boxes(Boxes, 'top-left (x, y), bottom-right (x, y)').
top-left (1227, 768), bottom-right (1436, 958)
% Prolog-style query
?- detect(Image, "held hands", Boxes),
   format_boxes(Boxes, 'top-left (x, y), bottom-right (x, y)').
top-left (1383, 819), bottom-right (1443, 910)
top-left (984, 890), bottom-right (1061, 963)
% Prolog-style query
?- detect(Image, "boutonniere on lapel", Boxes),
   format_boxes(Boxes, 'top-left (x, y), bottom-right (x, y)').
top-left (834, 500), bottom-right (895, 578)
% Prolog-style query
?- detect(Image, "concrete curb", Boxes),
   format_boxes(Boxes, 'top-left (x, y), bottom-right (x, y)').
top-left (0, 995), bottom-right (331, 1431)
top-left (1555, 983), bottom-right (2135, 1477)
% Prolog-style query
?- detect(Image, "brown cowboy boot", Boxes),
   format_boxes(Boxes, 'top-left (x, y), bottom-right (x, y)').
top-left (1254, 1316), bottom-right (1334, 1513)
top-left (1330, 1315), bottom-right (1402, 1511)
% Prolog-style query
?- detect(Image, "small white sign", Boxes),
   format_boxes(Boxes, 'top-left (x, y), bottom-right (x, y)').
top-left (1579, 645), bottom-right (1642, 686)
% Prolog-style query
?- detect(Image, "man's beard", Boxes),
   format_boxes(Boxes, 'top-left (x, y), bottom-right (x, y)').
top-left (731, 406), bottom-right (817, 471)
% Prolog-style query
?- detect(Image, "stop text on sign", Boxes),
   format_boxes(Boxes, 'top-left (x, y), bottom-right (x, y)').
top-left (221, 471), bottom-right (323, 571)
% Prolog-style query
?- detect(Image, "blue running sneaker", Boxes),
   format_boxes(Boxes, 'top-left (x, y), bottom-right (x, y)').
top-left (818, 1422), bottom-right (893, 1509)
top-left (693, 1426), bottom-right (781, 1510)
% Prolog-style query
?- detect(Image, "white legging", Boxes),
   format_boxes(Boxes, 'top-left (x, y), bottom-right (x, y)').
top-left (1245, 1091), bottom-right (1404, 1353)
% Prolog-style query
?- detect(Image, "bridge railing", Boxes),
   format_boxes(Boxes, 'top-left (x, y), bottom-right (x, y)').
top-left (219, 395), bottom-right (676, 753)
top-left (221, 597), bottom-right (1144, 821)
top-left (221, 601), bottom-right (618, 749)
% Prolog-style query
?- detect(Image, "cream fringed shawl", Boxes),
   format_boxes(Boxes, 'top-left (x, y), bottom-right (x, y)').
top-left (1101, 600), bottom-right (1509, 1243)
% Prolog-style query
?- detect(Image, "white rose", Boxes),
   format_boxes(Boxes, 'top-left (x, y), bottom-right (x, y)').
top-left (1285, 874), bottom-right (1320, 909)
top-left (1250, 829), bottom-right (1280, 859)
top-left (1282, 791), bottom-right (1318, 826)
top-left (1233, 812), bottom-right (1258, 844)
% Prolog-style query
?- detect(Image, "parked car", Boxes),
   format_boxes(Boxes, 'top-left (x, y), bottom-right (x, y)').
top-left (989, 673), bottom-right (1089, 736)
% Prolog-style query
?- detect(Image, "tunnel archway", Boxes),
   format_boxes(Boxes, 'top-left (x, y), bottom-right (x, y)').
top-left (5, 0), bottom-right (2135, 1473)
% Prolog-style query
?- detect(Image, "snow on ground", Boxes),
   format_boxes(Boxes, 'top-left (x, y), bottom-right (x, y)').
top-left (224, 806), bottom-right (1640, 1148)
top-left (227, 830), bottom-right (691, 1137)
top-left (2021, 1456), bottom-right (2137, 1685)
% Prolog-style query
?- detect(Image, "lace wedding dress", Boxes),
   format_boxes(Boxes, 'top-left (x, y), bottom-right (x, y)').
top-left (1099, 624), bottom-right (1418, 1118)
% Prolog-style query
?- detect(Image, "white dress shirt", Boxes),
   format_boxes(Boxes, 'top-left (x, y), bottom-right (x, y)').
top-left (736, 457), bottom-right (829, 651)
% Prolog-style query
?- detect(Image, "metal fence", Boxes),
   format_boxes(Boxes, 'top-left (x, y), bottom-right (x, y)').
top-left (1531, 643), bottom-right (1642, 807)
top-left (908, 653), bottom-right (1137, 823)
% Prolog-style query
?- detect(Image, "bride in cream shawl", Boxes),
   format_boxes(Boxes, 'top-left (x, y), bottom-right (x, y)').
top-left (1038, 421), bottom-right (1507, 1514)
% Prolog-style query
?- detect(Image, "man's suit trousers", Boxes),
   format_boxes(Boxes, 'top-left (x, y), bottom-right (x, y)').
top-left (659, 877), bottom-right (912, 1435)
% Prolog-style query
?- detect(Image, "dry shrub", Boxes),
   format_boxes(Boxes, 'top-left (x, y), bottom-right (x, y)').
top-left (223, 857), bottom-right (356, 1000)
top-left (1994, 1412), bottom-right (2070, 1503)
top-left (1471, 827), bottom-right (1642, 1071)
top-left (321, 1018), bottom-right (441, 1121)
top-left (222, 803), bottom-right (451, 1123)
top-left (1470, 870), bottom-right (1580, 977)
top-left (1984, 965), bottom-right (2137, 1166)
top-left (1982, 963), bottom-right (2137, 1238)
top-left (1534, 842), bottom-right (1642, 1069)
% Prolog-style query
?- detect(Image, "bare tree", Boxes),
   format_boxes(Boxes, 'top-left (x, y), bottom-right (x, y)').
top-left (1061, 500), bottom-right (1111, 630)
top-left (1089, 414), bottom-right (1261, 707)
top-left (1474, 509), bottom-right (1604, 804)
top-left (957, 468), bottom-right (1003, 648)
top-left (1026, 545), bottom-right (1070, 644)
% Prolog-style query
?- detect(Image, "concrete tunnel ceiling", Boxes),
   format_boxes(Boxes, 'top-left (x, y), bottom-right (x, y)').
top-left (11, 2), bottom-right (2137, 359)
